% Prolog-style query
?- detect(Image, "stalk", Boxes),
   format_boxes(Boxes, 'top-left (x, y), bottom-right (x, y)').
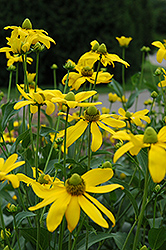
top-left (35, 52), bottom-right (40, 92)
top-left (122, 47), bottom-right (126, 94)
top-left (7, 70), bottom-right (13, 102)
top-left (63, 106), bottom-right (70, 179)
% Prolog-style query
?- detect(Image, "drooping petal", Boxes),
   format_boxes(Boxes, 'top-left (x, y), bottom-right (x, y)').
top-left (113, 141), bottom-right (134, 163)
top-left (71, 77), bottom-right (86, 90)
top-left (118, 108), bottom-right (126, 117)
top-left (65, 196), bottom-right (80, 232)
top-left (82, 168), bottom-right (114, 187)
top-left (101, 117), bottom-right (126, 128)
top-left (16, 84), bottom-right (32, 100)
top-left (65, 120), bottom-right (88, 148)
top-left (29, 195), bottom-right (58, 211)
top-left (86, 183), bottom-right (124, 193)
top-left (14, 100), bottom-right (35, 110)
top-left (44, 100), bottom-right (55, 115)
top-left (0, 158), bottom-right (4, 171)
top-left (97, 121), bottom-right (115, 135)
top-left (4, 174), bottom-right (20, 188)
top-left (30, 105), bottom-right (38, 114)
top-left (78, 195), bottom-right (108, 228)
top-left (90, 122), bottom-right (103, 152)
top-left (156, 48), bottom-right (166, 63)
top-left (84, 192), bottom-right (116, 226)
top-left (158, 126), bottom-right (166, 142)
top-left (75, 91), bottom-right (97, 102)
top-left (46, 191), bottom-right (71, 232)
top-left (148, 144), bottom-right (166, 183)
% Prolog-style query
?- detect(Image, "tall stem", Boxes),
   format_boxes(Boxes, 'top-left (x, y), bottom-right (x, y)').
top-left (122, 47), bottom-right (126, 94)
top-left (7, 71), bottom-right (13, 102)
top-left (35, 52), bottom-right (40, 92)
top-left (132, 165), bottom-right (149, 250)
top-left (87, 124), bottom-right (91, 170)
top-left (35, 105), bottom-right (40, 180)
top-left (63, 106), bottom-right (69, 179)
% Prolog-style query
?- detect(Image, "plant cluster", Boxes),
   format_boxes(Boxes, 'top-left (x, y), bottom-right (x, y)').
top-left (0, 18), bottom-right (166, 250)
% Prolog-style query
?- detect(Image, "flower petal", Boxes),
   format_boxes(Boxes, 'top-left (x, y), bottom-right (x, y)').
top-left (78, 195), bottom-right (108, 228)
top-left (113, 141), bottom-right (134, 163)
top-left (84, 192), bottom-right (115, 226)
top-left (4, 174), bottom-right (20, 188)
top-left (46, 191), bottom-right (71, 232)
top-left (97, 121), bottom-right (115, 135)
top-left (91, 122), bottom-right (102, 152)
top-left (86, 183), bottom-right (124, 193)
top-left (14, 100), bottom-right (35, 110)
top-left (82, 168), bottom-right (114, 187)
top-left (44, 100), bottom-right (55, 115)
top-left (148, 144), bottom-right (166, 183)
top-left (65, 196), bottom-right (80, 232)
top-left (75, 91), bottom-right (97, 102)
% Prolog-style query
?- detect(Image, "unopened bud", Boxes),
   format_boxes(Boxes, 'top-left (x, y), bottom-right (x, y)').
top-left (97, 43), bottom-right (107, 54)
top-left (6, 204), bottom-right (18, 213)
top-left (102, 161), bottom-right (112, 169)
top-left (155, 67), bottom-right (162, 76)
top-left (64, 59), bottom-right (76, 70)
top-left (120, 173), bottom-right (126, 180)
top-left (140, 46), bottom-right (151, 52)
top-left (143, 127), bottom-right (158, 144)
top-left (154, 184), bottom-right (161, 193)
top-left (151, 91), bottom-right (158, 99)
top-left (51, 64), bottom-right (58, 70)
top-left (32, 42), bottom-right (45, 52)
top-left (22, 18), bottom-right (32, 29)
top-left (7, 65), bottom-right (16, 71)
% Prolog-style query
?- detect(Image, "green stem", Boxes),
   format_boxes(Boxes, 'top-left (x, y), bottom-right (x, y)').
top-left (53, 69), bottom-right (57, 89)
top-left (153, 196), bottom-right (157, 228)
top-left (63, 106), bottom-right (70, 179)
top-left (132, 164), bottom-right (149, 250)
top-left (122, 220), bottom-right (137, 250)
top-left (64, 70), bottom-right (70, 94)
top-left (7, 71), bottom-right (13, 102)
top-left (139, 51), bottom-right (145, 90)
top-left (0, 200), bottom-right (12, 250)
top-left (87, 123), bottom-right (91, 170)
top-left (71, 214), bottom-right (86, 250)
top-left (35, 105), bottom-right (40, 180)
top-left (159, 75), bottom-right (166, 115)
top-left (35, 52), bottom-right (40, 92)
top-left (122, 47), bottom-right (126, 94)
top-left (58, 217), bottom-right (65, 250)
top-left (13, 214), bottom-right (21, 250)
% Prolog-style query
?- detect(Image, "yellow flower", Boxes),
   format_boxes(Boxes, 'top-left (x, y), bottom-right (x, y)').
top-left (101, 107), bottom-right (110, 114)
top-left (0, 130), bottom-right (16, 143)
top-left (118, 95), bottom-right (128, 103)
top-left (58, 106), bottom-right (126, 152)
top-left (116, 36), bottom-right (132, 47)
top-left (152, 40), bottom-right (166, 63)
top-left (108, 93), bottom-right (119, 103)
top-left (77, 40), bottom-right (130, 69)
top-left (27, 168), bottom-right (124, 232)
top-left (158, 68), bottom-right (166, 87)
top-left (62, 64), bottom-right (113, 91)
top-left (111, 108), bottom-right (151, 126)
top-left (51, 90), bottom-right (102, 109)
top-left (4, 51), bottom-right (33, 67)
top-left (14, 84), bottom-right (56, 115)
top-left (0, 154), bottom-right (25, 188)
top-left (113, 126), bottom-right (166, 183)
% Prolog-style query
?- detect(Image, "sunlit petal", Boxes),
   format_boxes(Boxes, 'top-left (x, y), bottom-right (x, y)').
top-left (65, 196), bottom-right (80, 232)
top-left (90, 122), bottom-right (102, 151)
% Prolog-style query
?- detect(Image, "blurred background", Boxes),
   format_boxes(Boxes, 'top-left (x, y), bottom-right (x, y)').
top-left (0, 0), bottom-right (165, 89)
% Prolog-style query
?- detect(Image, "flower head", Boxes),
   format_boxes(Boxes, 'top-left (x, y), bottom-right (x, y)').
top-left (0, 154), bottom-right (25, 188)
top-left (77, 40), bottom-right (130, 69)
top-left (108, 92), bottom-right (119, 103)
top-left (58, 106), bottom-right (126, 152)
top-left (152, 40), bottom-right (166, 63)
top-left (14, 84), bottom-right (57, 115)
top-left (116, 36), bottom-right (132, 47)
top-left (111, 108), bottom-right (151, 127)
top-left (62, 64), bottom-right (113, 91)
top-left (51, 90), bottom-right (102, 109)
top-left (27, 168), bottom-right (123, 232)
top-left (113, 126), bottom-right (166, 183)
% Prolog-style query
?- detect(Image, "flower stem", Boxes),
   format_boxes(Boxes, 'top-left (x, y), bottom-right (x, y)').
top-left (7, 71), bottom-right (13, 102)
top-left (64, 70), bottom-right (70, 94)
top-left (132, 165), bottom-right (149, 250)
top-left (122, 220), bottom-right (137, 250)
top-left (13, 214), bottom-right (21, 250)
top-left (63, 106), bottom-right (70, 179)
top-left (53, 68), bottom-right (57, 89)
top-left (87, 124), bottom-right (91, 170)
top-left (35, 105), bottom-right (40, 180)
top-left (153, 196), bottom-right (157, 228)
top-left (35, 52), bottom-right (40, 92)
top-left (122, 47), bottom-right (126, 94)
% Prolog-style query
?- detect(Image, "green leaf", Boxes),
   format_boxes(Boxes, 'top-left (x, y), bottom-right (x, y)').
top-left (40, 126), bottom-right (57, 137)
top-left (10, 129), bottom-right (30, 153)
top-left (108, 78), bottom-right (123, 98)
top-left (20, 227), bottom-right (52, 250)
top-left (112, 232), bottom-right (134, 250)
top-left (15, 211), bottom-right (36, 226)
top-left (122, 188), bottom-right (139, 217)
top-left (137, 148), bottom-right (148, 175)
top-left (126, 90), bottom-right (140, 109)
top-left (1, 101), bottom-right (18, 131)
top-left (148, 227), bottom-right (166, 249)
top-left (77, 232), bottom-right (113, 250)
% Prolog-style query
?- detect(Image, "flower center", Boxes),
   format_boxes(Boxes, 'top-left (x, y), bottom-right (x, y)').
top-left (65, 173), bottom-right (85, 196)
top-left (84, 106), bottom-right (100, 121)
top-left (125, 111), bottom-right (132, 119)
top-left (81, 66), bottom-right (93, 77)
top-left (143, 127), bottom-right (158, 144)
top-left (64, 91), bottom-right (75, 101)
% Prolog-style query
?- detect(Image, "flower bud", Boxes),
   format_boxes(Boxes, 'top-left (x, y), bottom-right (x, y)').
top-left (139, 246), bottom-right (148, 250)
top-left (154, 184), bottom-right (161, 193)
top-left (32, 42), bottom-right (45, 52)
top-left (143, 127), bottom-right (158, 144)
top-left (93, 93), bottom-right (99, 102)
top-left (38, 174), bottom-right (52, 185)
top-left (140, 46), bottom-right (151, 52)
top-left (7, 65), bottom-right (16, 71)
top-left (64, 59), bottom-right (76, 70)
top-left (6, 204), bottom-right (18, 213)
top-left (97, 43), bottom-right (107, 54)
top-left (120, 173), bottom-right (126, 180)
top-left (91, 40), bottom-right (99, 51)
top-left (155, 67), bottom-right (162, 76)
top-left (86, 106), bottom-right (98, 116)
top-left (51, 64), bottom-right (58, 70)
top-left (22, 18), bottom-right (32, 29)
top-left (151, 91), bottom-right (158, 99)
top-left (102, 161), bottom-right (112, 169)
top-left (64, 91), bottom-right (75, 101)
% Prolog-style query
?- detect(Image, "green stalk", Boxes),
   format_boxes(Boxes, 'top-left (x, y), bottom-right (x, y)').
top-left (64, 70), bottom-right (70, 94)
top-left (122, 220), bottom-right (137, 250)
top-left (13, 214), bottom-right (21, 250)
top-left (63, 106), bottom-right (70, 179)
top-left (35, 52), bottom-right (40, 92)
top-left (122, 47), bottom-right (126, 94)
top-left (7, 71), bottom-right (13, 102)
top-left (53, 68), bottom-right (57, 89)
top-left (87, 124), bottom-right (91, 170)
top-left (153, 196), bottom-right (157, 228)
top-left (159, 75), bottom-right (166, 115)
top-left (22, 54), bottom-right (28, 133)
top-left (71, 214), bottom-right (86, 250)
top-left (58, 217), bottom-right (65, 250)
top-left (132, 165), bottom-right (149, 250)
top-left (0, 200), bottom-right (12, 250)
top-left (35, 105), bottom-right (41, 180)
